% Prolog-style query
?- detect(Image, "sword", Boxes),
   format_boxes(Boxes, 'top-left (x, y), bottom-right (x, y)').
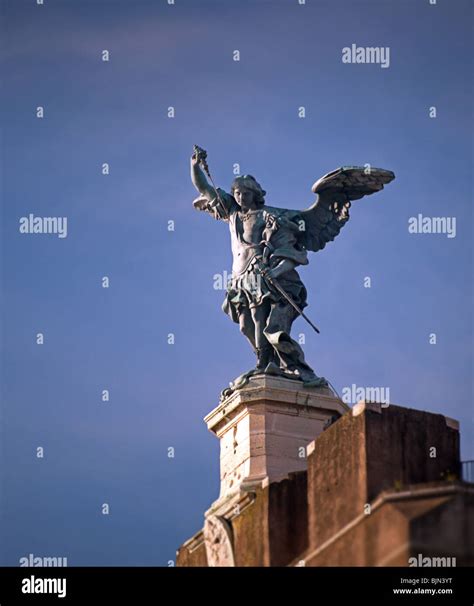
top-left (255, 261), bottom-right (320, 334)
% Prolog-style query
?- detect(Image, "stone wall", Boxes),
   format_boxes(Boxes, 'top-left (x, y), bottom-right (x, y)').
top-left (176, 401), bottom-right (472, 567)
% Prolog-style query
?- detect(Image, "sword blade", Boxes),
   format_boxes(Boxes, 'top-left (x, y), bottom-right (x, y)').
top-left (263, 273), bottom-right (320, 334)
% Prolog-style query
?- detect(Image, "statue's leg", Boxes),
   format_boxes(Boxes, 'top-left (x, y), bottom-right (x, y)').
top-left (220, 304), bottom-right (257, 396)
top-left (250, 300), bottom-right (272, 370)
top-left (263, 301), bottom-right (326, 383)
top-left (238, 305), bottom-right (256, 352)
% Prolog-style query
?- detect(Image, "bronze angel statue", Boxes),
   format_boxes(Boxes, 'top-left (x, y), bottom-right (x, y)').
top-left (190, 145), bottom-right (395, 395)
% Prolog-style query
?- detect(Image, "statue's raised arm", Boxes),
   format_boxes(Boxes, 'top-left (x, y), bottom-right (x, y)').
top-left (190, 145), bottom-right (238, 221)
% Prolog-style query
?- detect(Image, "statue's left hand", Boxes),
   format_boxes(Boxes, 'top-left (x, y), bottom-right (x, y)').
top-left (263, 266), bottom-right (282, 280)
top-left (263, 258), bottom-right (297, 281)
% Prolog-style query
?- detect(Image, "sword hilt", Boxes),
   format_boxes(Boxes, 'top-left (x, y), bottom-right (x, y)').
top-left (193, 145), bottom-right (210, 175)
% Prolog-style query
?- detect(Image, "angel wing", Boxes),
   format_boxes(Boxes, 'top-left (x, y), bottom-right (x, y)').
top-left (298, 166), bottom-right (395, 253)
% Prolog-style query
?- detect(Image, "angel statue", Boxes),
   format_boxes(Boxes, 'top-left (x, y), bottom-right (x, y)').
top-left (190, 145), bottom-right (395, 396)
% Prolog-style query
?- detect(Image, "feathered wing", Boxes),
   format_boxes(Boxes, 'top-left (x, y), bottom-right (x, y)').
top-left (297, 166), bottom-right (395, 253)
top-left (297, 193), bottom-right (351, 253)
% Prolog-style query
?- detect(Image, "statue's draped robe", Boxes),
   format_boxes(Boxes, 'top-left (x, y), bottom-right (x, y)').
top-left (196, 188), bottom-right (317, 380)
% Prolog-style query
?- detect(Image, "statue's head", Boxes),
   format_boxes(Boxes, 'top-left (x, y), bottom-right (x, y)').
top-left (231, 175), bottom-right (266, 209)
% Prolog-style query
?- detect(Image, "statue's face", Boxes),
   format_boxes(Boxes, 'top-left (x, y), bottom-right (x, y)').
top-left (233, 186), bottom-right (256, 209)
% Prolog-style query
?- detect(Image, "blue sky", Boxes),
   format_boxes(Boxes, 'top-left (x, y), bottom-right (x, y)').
top-left (2, 0), bottom-right (472, 565)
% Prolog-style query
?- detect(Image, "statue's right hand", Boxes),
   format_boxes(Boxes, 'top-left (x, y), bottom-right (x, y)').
top-left (192, 145), bottom-right (207, 167)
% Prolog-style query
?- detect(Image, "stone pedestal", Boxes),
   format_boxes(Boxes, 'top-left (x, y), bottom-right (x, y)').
top-left (203, 374), bottom-right (349, 504)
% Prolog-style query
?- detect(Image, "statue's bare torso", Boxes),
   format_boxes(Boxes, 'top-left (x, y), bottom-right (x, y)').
top-left (230, 210), bottom-right (266, 276)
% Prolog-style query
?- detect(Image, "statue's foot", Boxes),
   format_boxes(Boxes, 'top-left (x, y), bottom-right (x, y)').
top-left (255, 346), bottom-right (273, 372)
top-left (251, 361), bottom-right (288, 378)
top-left (221, 363), bottom-right (287, 401)
top-left (282, 366), bottom-right (329, 388)
top-left (302, 375), bottom-right (329, 388)
top-left (263, 361), bottom-right (284, 376)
